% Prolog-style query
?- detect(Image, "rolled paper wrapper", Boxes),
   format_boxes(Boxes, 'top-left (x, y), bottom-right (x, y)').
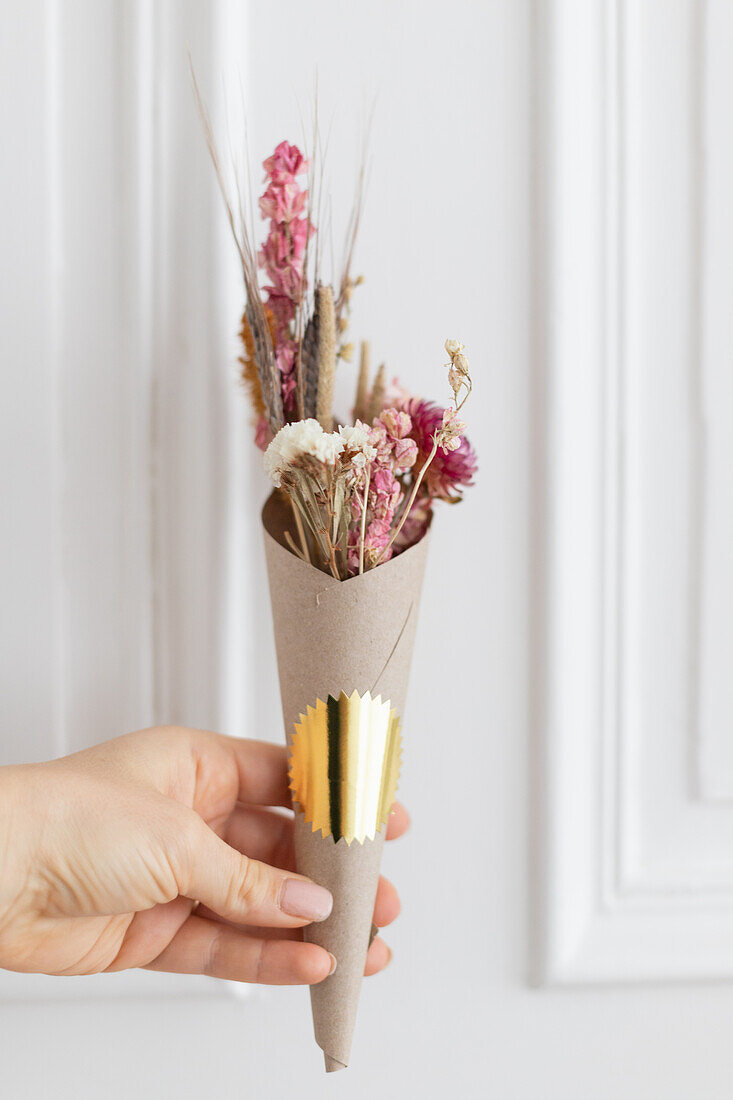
top-left (262, 492), bottom-right (429, 1071)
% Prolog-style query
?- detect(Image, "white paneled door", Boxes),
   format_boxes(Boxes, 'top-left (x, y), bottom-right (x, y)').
top-left (542, 0), bottom-right (733, 985)
top-left (3, 1), bottom-right (733, 1098)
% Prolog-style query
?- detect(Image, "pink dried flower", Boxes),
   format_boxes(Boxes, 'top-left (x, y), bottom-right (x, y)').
top-left (263, 141), bottom-right (307, 179)
top-left (371, 466), bottom-right (402, 519)
top-left (257, 141), bottom-right (315, 413)
top-left (373, 408), bottom-right (418, 471)
top-left (377, 408), bottom-right (411, 439)
top-left (346, 435), bottom-right (405, 572)
top-left (400, 397), bottom-right (477, 502)
top-left (393, 436), bottom-right (418, 469)
top-left (259, 180), bottom-right (307, 223)
top-left (254, 416), bottom-right (272, 452)
top-left (275, 340), bottom-right (299, 412)
top-left (276, 342), bottom-right (296, 378)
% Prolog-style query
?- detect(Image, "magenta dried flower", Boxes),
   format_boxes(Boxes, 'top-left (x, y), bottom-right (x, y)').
top-left (399, 398), bottom-right (477, 503)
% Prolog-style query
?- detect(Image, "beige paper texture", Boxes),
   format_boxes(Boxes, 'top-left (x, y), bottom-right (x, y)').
top-left (262, 492), bottom-right (429, 1070)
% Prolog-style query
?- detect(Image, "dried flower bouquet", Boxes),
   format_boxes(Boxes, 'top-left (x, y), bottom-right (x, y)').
top-left (202, 105), bottom-right (476, 1071)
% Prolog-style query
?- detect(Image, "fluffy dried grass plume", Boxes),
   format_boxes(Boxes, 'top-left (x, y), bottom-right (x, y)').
top-left (315, 285), bottom-right (337, 431)
top-left (354, 341), bottom-right (371, 421)
top-left (366, 363), bottom-right (386, 421)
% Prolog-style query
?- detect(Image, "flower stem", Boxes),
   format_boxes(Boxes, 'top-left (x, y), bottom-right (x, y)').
top-left (321, 471), bottom-right (341, 580)
top-left (358, 464), bottom-right (371, 575)
top-left (292, 499), bottom-right (310, 564)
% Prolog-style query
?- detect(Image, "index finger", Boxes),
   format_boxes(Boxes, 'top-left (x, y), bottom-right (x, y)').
top-left (209, 735), bottom-right (291, 808)
top-left (205, 735), bottom-right (412, 823)
top-left (221, 742), bottom-right (414, 829)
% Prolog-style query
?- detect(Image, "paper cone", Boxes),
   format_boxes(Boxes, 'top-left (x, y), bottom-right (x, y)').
top-left (262, 492), bottom-right (429, 1070)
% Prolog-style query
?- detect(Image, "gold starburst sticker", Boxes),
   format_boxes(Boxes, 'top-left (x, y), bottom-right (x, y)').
top-left (288, 690), bottom-right (402, 845)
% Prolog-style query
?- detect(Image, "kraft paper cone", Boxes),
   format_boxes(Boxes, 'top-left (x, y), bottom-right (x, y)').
top-left (262, 492), bottom-right (429, 1070)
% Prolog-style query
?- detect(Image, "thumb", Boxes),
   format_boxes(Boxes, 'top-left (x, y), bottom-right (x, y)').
top-left (173, 812), bottom-right (333, 928)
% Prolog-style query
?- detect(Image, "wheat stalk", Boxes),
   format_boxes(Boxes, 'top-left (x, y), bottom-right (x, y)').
top-left (354, 341), bottom-right (371, 421)
top-left (367, 362), bottom-right (386, 421)
top-left (300, 304), bottom-right (320, 419)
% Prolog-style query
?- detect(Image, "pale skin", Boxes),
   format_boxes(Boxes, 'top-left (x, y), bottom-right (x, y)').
top-left (0, 726), bottom-right (406, 984)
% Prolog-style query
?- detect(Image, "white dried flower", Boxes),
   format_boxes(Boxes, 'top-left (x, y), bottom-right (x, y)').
top-left (263, 419), bottom-right (345, 486)
top-left (263, 433), bottom-right (287, 487)
top-left (437, 407), bottom-right (466, 454)
top-left (444, 340), bottom-right (472, 411)
top-left (338, 424), bottom-right (377, 461)
top-left (315, 432), bottom-right (346, 465)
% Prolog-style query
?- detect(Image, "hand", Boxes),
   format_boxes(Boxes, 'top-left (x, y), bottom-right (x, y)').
top-left (0, 726), bottom-right (407, 985)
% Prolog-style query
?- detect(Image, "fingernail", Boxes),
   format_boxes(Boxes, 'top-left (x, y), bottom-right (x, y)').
top-left (280, 878), bottom-right (333, 921)
top-left (327, 953), bottom-right (338, 976)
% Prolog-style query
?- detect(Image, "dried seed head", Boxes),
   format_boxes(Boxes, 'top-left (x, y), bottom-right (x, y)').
top-left (444, 339), bottom-right (472, 410)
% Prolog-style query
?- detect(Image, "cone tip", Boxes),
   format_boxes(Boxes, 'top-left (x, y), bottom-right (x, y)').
top-left (324, 1053), bottom-right (347, 1073)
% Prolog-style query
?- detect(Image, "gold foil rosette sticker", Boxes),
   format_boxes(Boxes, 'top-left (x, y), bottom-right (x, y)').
top-left (288, 690), bottom-right (402, 845)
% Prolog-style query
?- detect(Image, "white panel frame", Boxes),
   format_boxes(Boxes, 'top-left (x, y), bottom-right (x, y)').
top-left (540, 0), bottom-right (733, 985)
top-left (696, 0), bottom-right (733, 804)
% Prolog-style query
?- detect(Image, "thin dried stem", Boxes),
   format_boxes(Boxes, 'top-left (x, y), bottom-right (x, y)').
top-left (294, 94), bottom-right (320, 422)
top-left (284, 531), bottom-right (307, 562)
top-left (190, 60), bottom-right (283, 432)
top-left (292, 498), bottom-right (311, 564)
top-left (335, 115), bottom-right (373, 322)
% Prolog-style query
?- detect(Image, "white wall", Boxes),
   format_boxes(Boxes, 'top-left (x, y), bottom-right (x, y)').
top-left (3, 1), bottom-right (733, 1098)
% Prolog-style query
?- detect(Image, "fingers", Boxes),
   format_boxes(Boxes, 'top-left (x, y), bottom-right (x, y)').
top-left (211, 736), bottom-right (291, 808)
top-left (106, 897), bottom-right (193, 972)
top-left (224, 806), bottom-right (295, 871)
top-left (385, 801), bottom-right (410, 841)
top-left (198, 869), bottom-right (401, 938)
top-left (365, 936), bottom-right (392, 976)
top-left (162, 720), bottom-right (411, 825)
top-left (219, 804), bottom-right (404, 929)
top-left (143, 914), bottom-right (394, 981)
top-left (223, 800), bottom-right (410, 868)
top-left (144, 914), bottom-right (336, 985)
top-left (174, 812), bottom-right (332, 929)
top-left (373, 875), bottom-right (400, 928)
top-left (164, 731), bottom-right (292, 810)
top-left (171, 790), bottom-right (408, 931)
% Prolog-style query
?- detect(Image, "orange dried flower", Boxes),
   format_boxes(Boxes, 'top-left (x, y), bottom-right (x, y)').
top-left (238, 308), bottom-right (277, 420)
